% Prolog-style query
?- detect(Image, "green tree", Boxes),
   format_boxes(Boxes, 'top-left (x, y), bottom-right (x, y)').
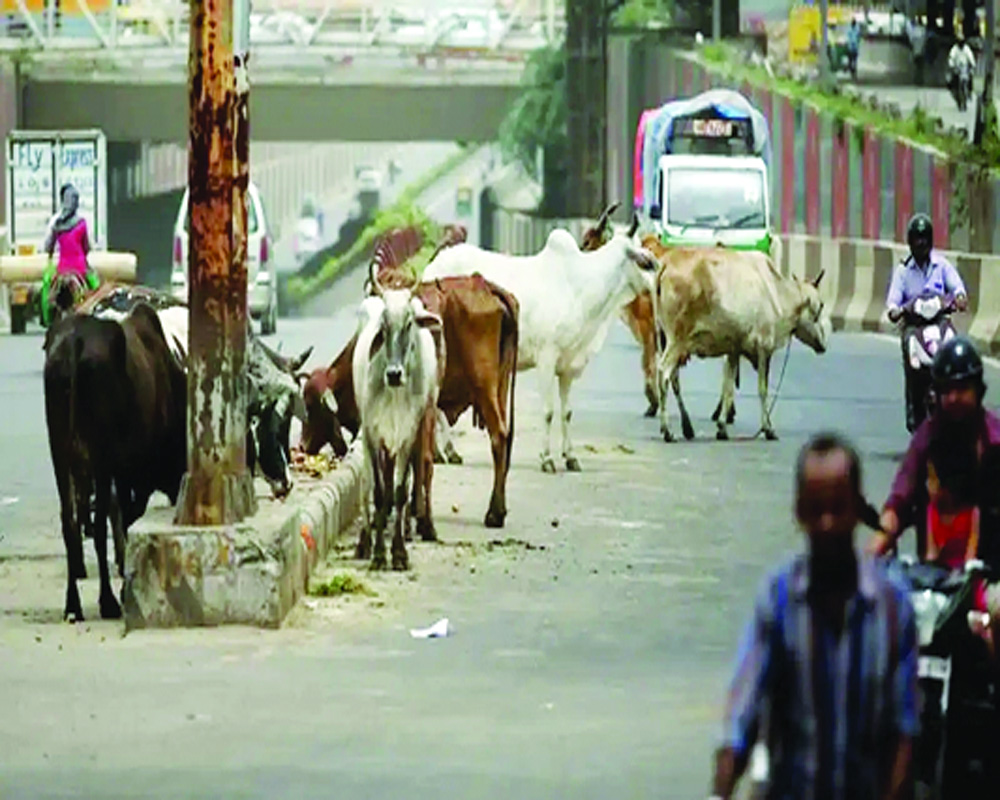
top-left (611, 0), bottom-right (673, 28)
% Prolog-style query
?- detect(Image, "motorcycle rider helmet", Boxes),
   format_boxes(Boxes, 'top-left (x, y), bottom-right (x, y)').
top-left (931, 336), bottom-right (985, 395)
top-left (907, 212), bottom-right (933, 263)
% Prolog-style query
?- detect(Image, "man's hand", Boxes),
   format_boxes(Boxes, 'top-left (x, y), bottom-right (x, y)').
top-left (880, 507), bottom-right (900, 537)
top-left (955, 293), bottom-right (968, 312)
top-left (866, 508), bottom-right (899, 556)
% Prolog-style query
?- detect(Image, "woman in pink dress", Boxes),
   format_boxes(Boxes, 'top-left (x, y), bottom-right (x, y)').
top-left (41, 183), bottom-right (98, 324)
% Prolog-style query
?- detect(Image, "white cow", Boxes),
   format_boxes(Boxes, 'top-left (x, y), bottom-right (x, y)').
top-left (652, 247), bottom-right (831, 442)
top-left (353, 277), bottom-right (442, 571)
top-left (422, 223), bottom-right (657, 473)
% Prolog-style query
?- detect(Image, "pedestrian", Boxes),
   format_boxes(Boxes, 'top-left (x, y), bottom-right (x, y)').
top-left (846, 18), bottom-right (861, 79)
top-left (710, 433), bottom-right (918, 800)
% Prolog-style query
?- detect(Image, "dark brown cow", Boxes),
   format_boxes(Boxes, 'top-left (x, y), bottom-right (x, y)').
top-left (302, 274), bottom-right (519, 528)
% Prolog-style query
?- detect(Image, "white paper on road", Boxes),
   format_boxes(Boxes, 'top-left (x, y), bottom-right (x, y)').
top-left (410, 618), bottom-right (450, 639)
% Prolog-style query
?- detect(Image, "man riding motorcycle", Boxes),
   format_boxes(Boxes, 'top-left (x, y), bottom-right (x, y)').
top-left (886, 213), bottom-right (968, 431)
top-left (869, 336), bottom-right (1000, 562)
top-left (947, 34), bottom-right (976, 109)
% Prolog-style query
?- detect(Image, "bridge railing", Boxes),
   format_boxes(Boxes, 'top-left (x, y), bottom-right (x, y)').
top-left (0, 0), bottom-right (565, 58)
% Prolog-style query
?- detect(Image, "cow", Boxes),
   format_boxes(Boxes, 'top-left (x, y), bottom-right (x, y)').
top-left (422, 222), bottom-right (657, 473)
top-left (44, 303), bottom-right (187, 621)
top-left (300, 273), bottom-right (519, 528)
top-left (353, 274), bottom-right (443, 571)
top-left (652, 246), bottom-right (830, 442)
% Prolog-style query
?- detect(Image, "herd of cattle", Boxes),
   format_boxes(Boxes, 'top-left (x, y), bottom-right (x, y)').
top-left (39, 202), bottom-right (833, 620)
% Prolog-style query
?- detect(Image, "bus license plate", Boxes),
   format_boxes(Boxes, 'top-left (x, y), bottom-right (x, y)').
top-left (918, 655), bottom-right (950, 680)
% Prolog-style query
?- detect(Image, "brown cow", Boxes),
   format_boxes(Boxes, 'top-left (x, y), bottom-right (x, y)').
top-left (301, 273), bottom-right (519, 528)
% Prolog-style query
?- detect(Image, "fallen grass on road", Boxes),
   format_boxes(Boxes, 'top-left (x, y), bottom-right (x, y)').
top-left (310, 571), bottom-right (377, 598)
top-left (287, 145), bottom-right (476, 303)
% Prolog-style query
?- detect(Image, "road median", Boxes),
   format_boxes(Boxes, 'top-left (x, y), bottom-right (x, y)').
top-left (123, 446), bottom-right (364, 631)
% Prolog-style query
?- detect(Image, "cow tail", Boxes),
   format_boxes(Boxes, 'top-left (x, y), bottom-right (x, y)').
top-left (500, 294), bottom-right (518, 470)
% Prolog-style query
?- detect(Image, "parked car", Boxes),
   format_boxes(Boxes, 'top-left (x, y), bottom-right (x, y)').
top-left (170, 180), bottom-right (278, 334)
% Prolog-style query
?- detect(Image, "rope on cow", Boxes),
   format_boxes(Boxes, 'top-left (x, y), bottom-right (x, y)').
top-left (757, 338), bottom-right (793, 439)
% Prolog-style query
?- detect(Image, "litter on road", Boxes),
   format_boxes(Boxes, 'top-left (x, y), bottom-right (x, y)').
top-left (410, 618), bottom-right (450, 639)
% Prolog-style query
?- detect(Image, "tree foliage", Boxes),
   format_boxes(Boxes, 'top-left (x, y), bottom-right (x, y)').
top-left (498, 44), bottom-right (568, 177)
top-left (611, 0), bottom-right (673, 28)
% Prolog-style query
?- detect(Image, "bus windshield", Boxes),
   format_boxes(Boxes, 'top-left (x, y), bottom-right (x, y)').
top-left (665, 168), bottom-right (766, 230)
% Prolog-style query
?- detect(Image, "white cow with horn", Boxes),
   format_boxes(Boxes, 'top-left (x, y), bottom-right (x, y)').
top-left (353, 264), bottom-right (443, 571)
top-left (422, 215), bottom-right (657, 473)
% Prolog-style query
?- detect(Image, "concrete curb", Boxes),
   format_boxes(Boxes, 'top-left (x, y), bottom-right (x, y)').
top-left (122, 445), bottom-right (365, 631)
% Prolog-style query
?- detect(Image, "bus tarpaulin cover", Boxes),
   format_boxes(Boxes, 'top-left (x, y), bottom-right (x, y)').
top-left (637, 89), bottom-right (772, 216)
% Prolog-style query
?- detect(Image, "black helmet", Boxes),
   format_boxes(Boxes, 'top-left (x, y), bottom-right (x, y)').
top-left (932, 336), bottom-right (983, 388)
top-left (907, 213), bottom-right (934, 248)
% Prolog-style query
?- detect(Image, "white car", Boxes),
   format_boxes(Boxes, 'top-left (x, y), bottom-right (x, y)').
top-left (170, 181), bottom-right (279, 334)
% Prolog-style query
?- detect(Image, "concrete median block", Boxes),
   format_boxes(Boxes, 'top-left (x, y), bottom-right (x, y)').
top-left (123, 445), bottom-right (365, 631)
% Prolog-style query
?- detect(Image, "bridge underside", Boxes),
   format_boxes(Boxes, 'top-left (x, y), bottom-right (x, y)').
top-left (21, 80), bottom-right (518, 142)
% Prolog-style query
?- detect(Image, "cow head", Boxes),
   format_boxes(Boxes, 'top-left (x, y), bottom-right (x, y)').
top-left (793, 270), bottom-right (832, 355)
top-left (368, 275), bottom-right (442, 389)
top-left (301, 368), bottom-right (350, 458)
top-left (580, 201), bottom-right (621, 252)
top-left (617, 235), bottom-right (659, 296)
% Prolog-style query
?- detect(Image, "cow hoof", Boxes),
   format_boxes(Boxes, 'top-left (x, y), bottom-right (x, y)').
top-left (484, 508), bottom-right (506, 529)
top-left (727, 408), bottom-right (736, 425)
top-left (391, 552), bottom-right (409, 571)
top-left (681, 419), bottom-right (696, 441)
top-left (370, 554), bottom-right (388, 571)
top-left (64, 609), bottom-right (84, 624)
top-left (417, 519), bottom-right (437, 542)
top-left (565, 457), bottom-right (582, 472)
top-left (355, 541), bottom-right (372, 560)
top-left (433, 450), bottom-right (446, 465)
top-left (99, 593), bottom-right (122, 620)
top-left (447, 451), bottom-right (464, 465)
top-left (764, 428), bottom-right (778, 441)
top-left (716, 428), bottom-right (729, 441)
top-left (644, 403), bottom-right (658, 418)
top-left (541, 458), bottom-right (557, 474)
top-left (661, 428), bottom-right (674, 443)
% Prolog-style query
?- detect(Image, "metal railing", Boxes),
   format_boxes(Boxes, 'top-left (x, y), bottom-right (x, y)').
top-left (0, 0), bottom-right (566, 63)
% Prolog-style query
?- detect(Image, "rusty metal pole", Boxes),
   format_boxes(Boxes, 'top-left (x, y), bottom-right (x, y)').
top-left (175, 0), bottom-right (255, 525)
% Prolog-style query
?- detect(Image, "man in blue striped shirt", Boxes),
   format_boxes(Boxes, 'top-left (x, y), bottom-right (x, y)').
top-left (711, 433), bottom-right (919, 800)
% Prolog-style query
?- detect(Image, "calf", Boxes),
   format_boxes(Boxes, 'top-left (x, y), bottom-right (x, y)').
top-left (353, 278), bottom-right (442, 571)
top-left (301, 274), bottom-right (519, 528)
top-left (44, 304), bottom-right (186, 621)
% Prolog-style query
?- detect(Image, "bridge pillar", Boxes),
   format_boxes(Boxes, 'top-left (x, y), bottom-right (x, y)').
top-left (0, 61), bottom-right (20, 229)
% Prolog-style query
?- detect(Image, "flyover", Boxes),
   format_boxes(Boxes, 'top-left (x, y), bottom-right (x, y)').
top-left (1, 0), bottom-right (563, 141)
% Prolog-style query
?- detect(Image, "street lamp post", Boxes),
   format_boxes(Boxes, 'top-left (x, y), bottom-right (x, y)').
top-left (819, 0), bottom-right (831, 88)
top-left (175, 0), bottom-right (255, 526)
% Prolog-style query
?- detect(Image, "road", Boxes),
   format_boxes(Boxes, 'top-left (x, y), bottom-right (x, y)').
top-left (3, 295), bottom-right (998, 796)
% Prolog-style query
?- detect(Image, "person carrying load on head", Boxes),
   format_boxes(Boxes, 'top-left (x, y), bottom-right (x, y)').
top-left (40, 183), bottom-right (100, 325)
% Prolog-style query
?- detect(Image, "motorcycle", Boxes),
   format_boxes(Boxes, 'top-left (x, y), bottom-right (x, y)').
top-left (949, 61), bottom-right (973, 112)
top-left (897, 556), bottom-right (997, 800)
top-left (292, 213), bottom-right (322, 268)
top-left (897, 291), bottom-right (958, 432)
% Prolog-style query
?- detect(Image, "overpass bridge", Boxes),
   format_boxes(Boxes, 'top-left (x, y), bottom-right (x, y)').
top-left (2, 0), bottom-right (564, 141)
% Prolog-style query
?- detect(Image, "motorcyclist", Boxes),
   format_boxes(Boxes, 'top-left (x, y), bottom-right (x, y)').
top-left (869, 336), bottom-right (1000, 562)
top-left (947, 34), bottom-right (976, 97)
top-left (886, 213), bottom-right (968, 430)
top-left (40, 183), bottom-right (99, 325)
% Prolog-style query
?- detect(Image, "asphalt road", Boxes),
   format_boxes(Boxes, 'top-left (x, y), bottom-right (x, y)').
top-left (4, 301), bottom-right (999, 797)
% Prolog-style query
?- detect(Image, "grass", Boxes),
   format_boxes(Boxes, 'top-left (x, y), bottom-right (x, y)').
top-left (309, 572), bottom-right (377, 598)
top-left (287, 145), bottom-right (475, 303)
top-left (698, 43), bottom-right (1000, 171)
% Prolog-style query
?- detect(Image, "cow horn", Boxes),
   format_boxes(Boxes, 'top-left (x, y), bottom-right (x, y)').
top-left (321, 388), bottom-right (339, 415)
top-left (812, 269), bottom-right (826, 288)
top-left (288, 345), bottom-right (313, 373)
top-left (596, 201), bottom-right (620, 232)
top-left (627, 213), bottom-right (640, 237)
top-left (369, 260), bottom-right (385, 297)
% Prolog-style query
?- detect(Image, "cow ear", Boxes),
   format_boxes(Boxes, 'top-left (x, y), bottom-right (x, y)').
top-left (368, 328), bottom-right (385, 360)
top-left (416, 311), bottom-right (443, 329)
top-left (321, 388), bottom-right (338, 415)
top-left (812, 269), bottom-right (826, 288)
top-left (628, 213), bottom-right (640, 237)
top-left (626, 245), bottom-right (658, 272)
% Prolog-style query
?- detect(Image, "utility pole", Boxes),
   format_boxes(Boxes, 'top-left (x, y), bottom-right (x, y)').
top-left (565, 0), bottom-right (606, 217)
top-left (713, 0), bottom-right (721, 41)
top-left (175, 0), bottom-right (256, 526)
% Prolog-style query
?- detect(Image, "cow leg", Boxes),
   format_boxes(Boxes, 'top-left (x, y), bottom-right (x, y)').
top-left (416, 408), bottom-right (437, 542)
top-left (538, 355), bottom-right (558, 473)
top-left (716, 355), bottom-right (739, 440)
top-left (558, 372), bottom-right (581, 472)
top-left (436, 410), bottom-right (463, 465)
top-left (371, 451), bottom-right (392, 571)
top-left (356, 437), bottom-right (379, 561)
top-left (670, 369), bottom-right (695, 441)
top-left (109, 483), bottom-right (127, 580)
top-left (391, 454), bottom-right (410, 571)
top-left (757, 351), bottom-right (777, 440)
top-left (642, 329), bottom-right (658, 418)
top-left (479, 388), bottom-right (509, 528)
top-left (57, 469), bottom-right (86, 621)
top-left (93, 473), bottom-right (122, 620)
top-left (656, 344), bottom-right (681, 442)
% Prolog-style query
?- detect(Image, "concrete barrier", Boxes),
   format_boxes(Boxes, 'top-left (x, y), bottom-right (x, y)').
top-left (122, 445), bottom-right (364, 630)
top-left (780, 233), bottom-right (1000, 356)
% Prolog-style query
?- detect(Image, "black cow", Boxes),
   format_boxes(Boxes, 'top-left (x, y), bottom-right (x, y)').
top-left (44, 304), bottom-right (186, 621)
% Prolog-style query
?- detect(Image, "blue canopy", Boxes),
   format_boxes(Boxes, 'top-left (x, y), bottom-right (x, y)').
top-left (640, 89), bottom-right (772, 217)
